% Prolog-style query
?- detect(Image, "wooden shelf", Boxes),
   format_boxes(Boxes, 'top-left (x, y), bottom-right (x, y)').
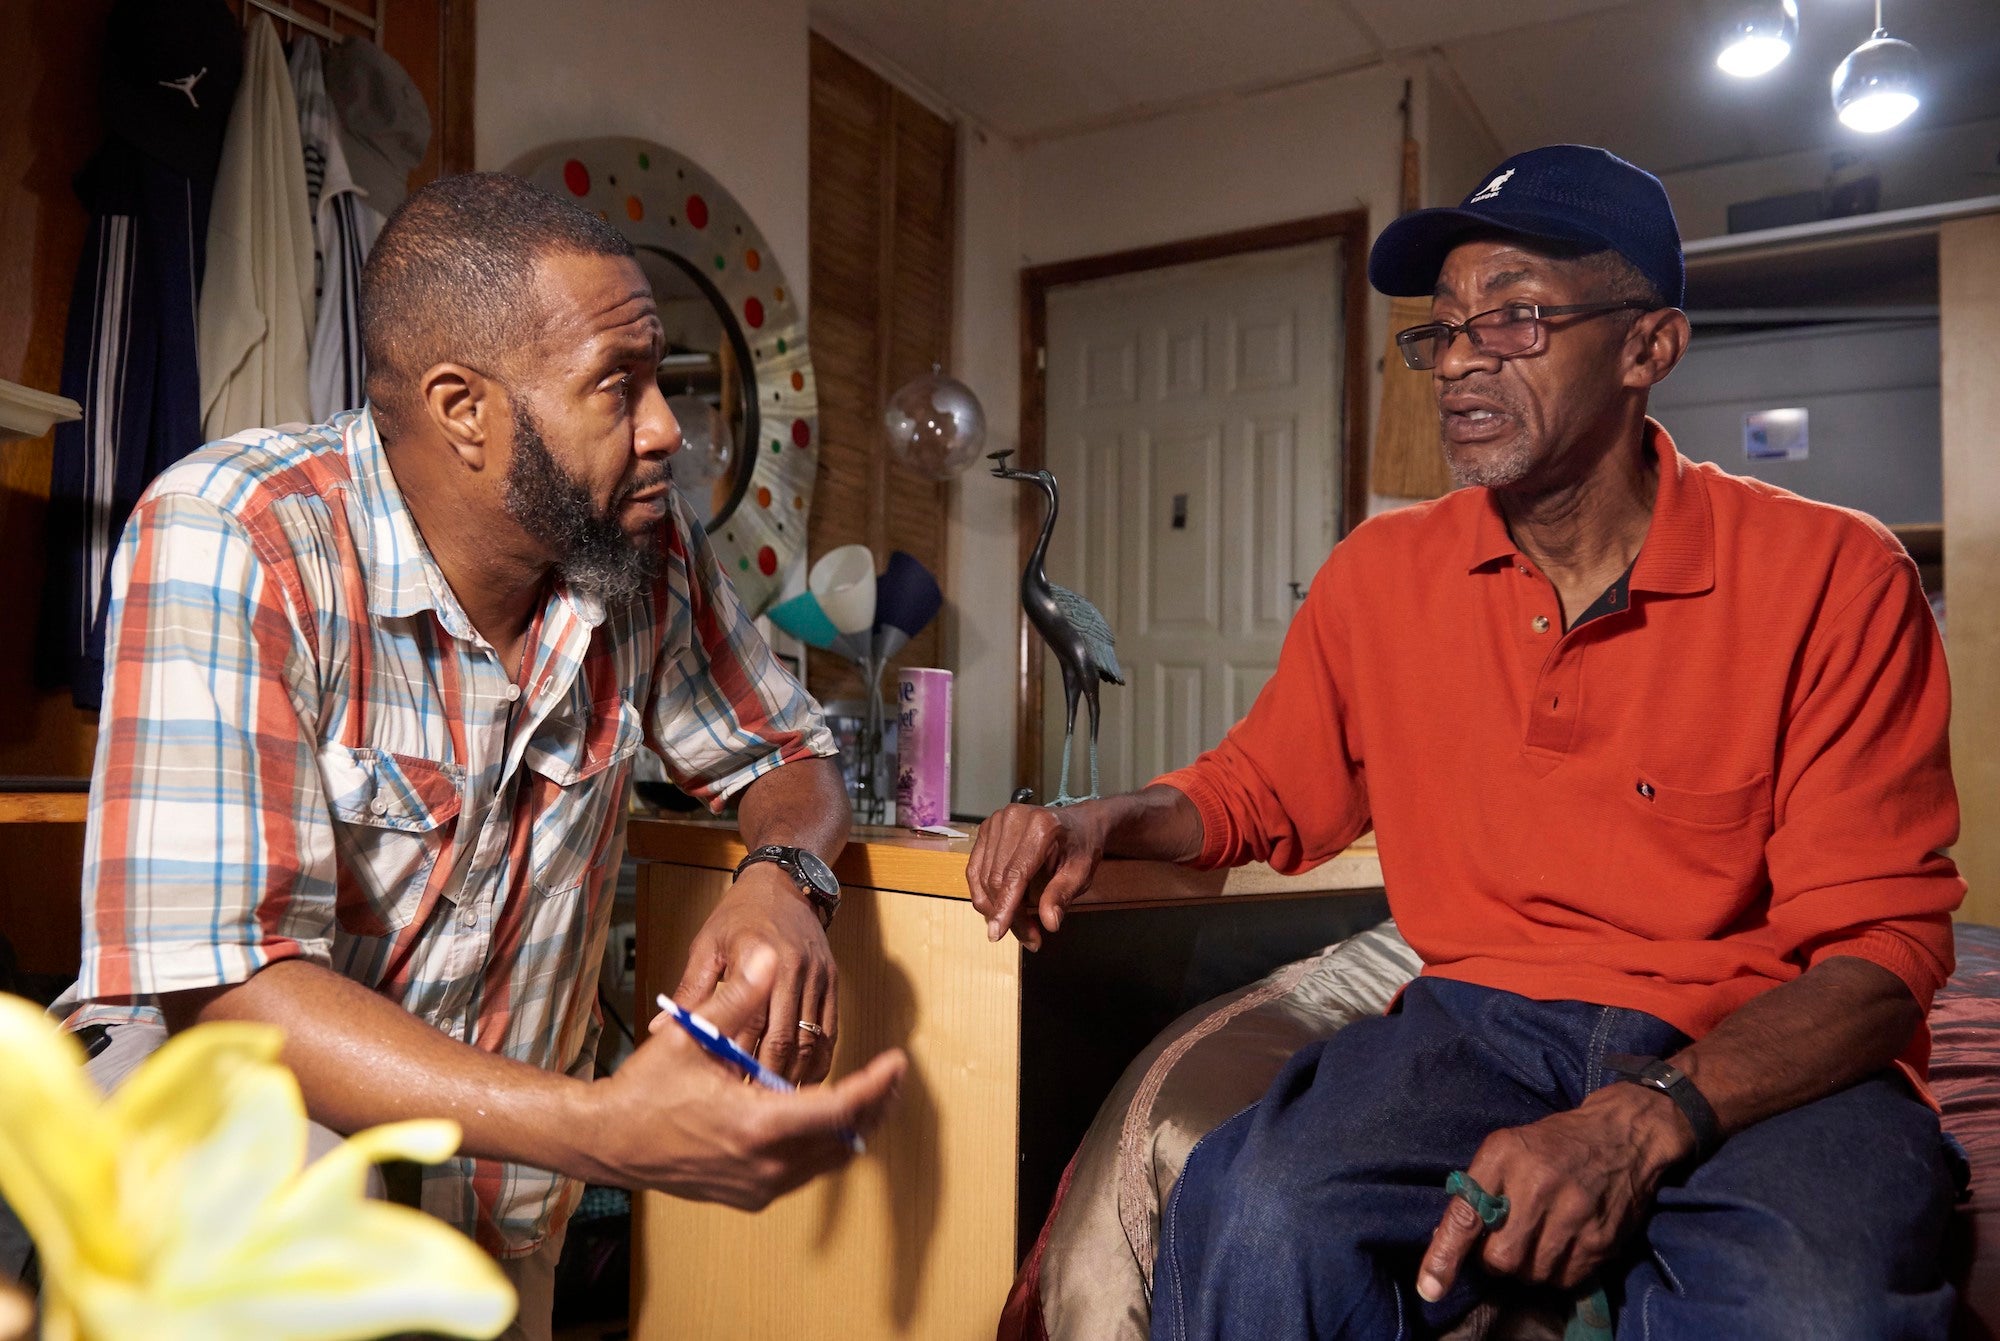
top-left (0, 793), bottom-right (88, 825)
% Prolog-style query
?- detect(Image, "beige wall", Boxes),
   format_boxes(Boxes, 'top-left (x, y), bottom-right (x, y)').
top-left (1015, 65), bottom-right (1412, 268)
top-left (477, 0), bottom-right (813, 311)
top-left (948, 122), bottom-right (1027, 815)
top-left (1424, 63), bottom-right (1504, 209)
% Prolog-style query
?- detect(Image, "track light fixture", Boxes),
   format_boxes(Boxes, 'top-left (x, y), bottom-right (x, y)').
top-left (1715, 0), bottom-right (1924, 136)
top-left (1832, 1), bottom-right (1923, 134)
top-left (1717, 0), bottom-right (1798, 78)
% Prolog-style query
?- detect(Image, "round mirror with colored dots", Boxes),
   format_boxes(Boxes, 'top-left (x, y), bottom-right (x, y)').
top-left (509, 137), bottom-right (818, 618)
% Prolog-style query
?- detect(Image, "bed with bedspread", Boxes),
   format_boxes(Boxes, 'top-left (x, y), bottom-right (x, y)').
top-left (1001, 920), bottom-right (2000, 1341)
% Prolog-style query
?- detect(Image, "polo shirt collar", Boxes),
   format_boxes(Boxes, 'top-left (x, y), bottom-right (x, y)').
top-left (1628, 421), bottom-right (1714, 596)
top-left (1463, 418), bottom-right (1714, 597)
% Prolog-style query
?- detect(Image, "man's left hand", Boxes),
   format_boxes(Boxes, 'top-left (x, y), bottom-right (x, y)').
top-left (1418, 1082), bottom-right (1694, 1300)
top-left (673, 864), bottom-right (837, 1085)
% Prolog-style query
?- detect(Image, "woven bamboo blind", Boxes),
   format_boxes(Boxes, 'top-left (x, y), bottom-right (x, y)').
top-left (806, 35), bottom-right (956, 701)
top-left (1369, 295), bottom-right (1456, 500)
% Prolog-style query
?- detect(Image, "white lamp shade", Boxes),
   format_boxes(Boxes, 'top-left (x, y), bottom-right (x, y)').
top-left (1833, 33), bottom-right (1922, 132)
top-left (809, 544), bottom-right (877, 635)
top-left (1716, 0), bottom-right (1797, 77)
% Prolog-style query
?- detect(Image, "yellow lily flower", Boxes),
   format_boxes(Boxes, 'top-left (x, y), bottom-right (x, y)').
top-left (0, 994), bottom-right (517, 1341)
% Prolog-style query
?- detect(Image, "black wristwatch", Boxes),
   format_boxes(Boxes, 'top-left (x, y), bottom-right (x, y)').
top-left (1604, 1052), bottom-right (1724, 1163)
top-left (734, 844), bottom-right (842, 929)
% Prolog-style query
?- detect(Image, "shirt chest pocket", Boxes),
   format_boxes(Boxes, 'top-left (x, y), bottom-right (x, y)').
top-left (1606, 765), bottom-right (1774, 937)
top-left (318, 743), bottom-right (465, 935)
top-left (522, 696), bottom-right (645, 896)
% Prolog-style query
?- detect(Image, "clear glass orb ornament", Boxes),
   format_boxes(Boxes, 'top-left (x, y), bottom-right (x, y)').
top-left (883, 365), bottom-right (987, 481)
top-left (667, 392), bottom-right (734, 497)
top-left (1832, 30), bottom-right (1922, 133)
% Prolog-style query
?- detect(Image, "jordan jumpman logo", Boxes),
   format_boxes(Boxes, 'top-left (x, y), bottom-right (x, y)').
top-left (158, 68), bottom-right (207, 109)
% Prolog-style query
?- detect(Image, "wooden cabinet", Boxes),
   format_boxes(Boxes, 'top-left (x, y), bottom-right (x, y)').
top-left (625, 818), bottom-right (1383, 1340)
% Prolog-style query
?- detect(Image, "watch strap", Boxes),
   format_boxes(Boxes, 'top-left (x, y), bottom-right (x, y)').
top-left (734, 845), bottom-right (839, 929)
top-left (1603, 1052), bottom-right (1724, 1163)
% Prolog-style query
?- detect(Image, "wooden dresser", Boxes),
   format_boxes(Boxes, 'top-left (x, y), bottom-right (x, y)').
top-left (626, 817), bottom-right (1384, 1341)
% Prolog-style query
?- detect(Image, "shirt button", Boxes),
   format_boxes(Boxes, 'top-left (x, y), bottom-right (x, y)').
top-left (459, 908), bottom-right (477, 929)
top-left (369, 796), bottom-right (389, 816)
top-left (1516, 565), bottom-right (1530, 577)
top-left (1637, 781), bottom-right (1656, 800)
top-left (1531, 615), bottom-right (1551, 633)
top-left (504, 683), bottom-right (521, 702)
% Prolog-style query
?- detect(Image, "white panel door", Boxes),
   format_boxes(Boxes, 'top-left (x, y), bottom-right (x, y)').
top-left (1040, 241), bottom-right (1341, 799)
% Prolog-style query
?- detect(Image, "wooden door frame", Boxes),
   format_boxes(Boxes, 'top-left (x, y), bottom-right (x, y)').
top-left (1012, 210), bottom-right (1374, 796)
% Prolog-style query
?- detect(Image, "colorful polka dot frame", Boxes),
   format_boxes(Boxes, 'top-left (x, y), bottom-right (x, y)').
top-left (511, 136), bottom-right (818, 620)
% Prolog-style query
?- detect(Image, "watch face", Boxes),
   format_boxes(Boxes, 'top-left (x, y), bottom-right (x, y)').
top-left (796, 850), bottom-right (839, 896)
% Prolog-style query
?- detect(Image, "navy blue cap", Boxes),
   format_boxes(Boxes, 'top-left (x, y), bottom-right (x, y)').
top-left (1368, 144), bottom-right (1684, 309)
top-left (100, 0), bottom-right (243, 186)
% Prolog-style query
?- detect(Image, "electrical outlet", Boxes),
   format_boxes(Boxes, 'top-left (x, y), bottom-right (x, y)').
top-left (605, 919), bottom-right (639, 995)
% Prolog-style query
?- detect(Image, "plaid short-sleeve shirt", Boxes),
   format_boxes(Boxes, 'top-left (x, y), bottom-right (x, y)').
top-left (70, 408), bottom-right (835, 1254)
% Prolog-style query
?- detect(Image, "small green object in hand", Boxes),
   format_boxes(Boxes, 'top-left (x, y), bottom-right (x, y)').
top-left (1444, 1169), bottom-right (1509, 1230)
top-left (1565, 1285), bottom-right (1615, 1341)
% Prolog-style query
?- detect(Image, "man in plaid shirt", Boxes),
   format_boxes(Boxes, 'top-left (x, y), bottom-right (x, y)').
top-left (59, 173), bottom-right (905, 1339)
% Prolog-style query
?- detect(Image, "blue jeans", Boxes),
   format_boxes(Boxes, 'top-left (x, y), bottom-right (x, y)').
top-left (1151, 977), bottom-right (1958, 1341)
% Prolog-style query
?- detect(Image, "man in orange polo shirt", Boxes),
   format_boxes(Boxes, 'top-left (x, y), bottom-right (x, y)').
top-left (967, 144), bottom-right (1963, 1340)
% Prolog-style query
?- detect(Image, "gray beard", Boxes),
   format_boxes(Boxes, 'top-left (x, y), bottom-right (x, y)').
top-left (1446, 440), bottom-right (1538, 490)
top-left (502, 401), bottom-right (662, 606)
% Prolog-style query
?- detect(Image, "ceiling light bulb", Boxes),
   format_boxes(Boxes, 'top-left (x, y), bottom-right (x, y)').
top-left (1717, 0), bottom-right (1798, 77)
top-left (1832, 30), bottom-right (1923, 132)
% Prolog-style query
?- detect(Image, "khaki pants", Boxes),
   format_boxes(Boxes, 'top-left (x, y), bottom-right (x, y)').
top-left (86, 1021), bottom-right (564, 1341)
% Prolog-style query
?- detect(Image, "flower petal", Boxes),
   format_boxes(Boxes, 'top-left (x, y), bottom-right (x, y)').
top-left (105, 1022), bottom-right (299, 1274)
top-left (0, 995), bottom-right (121, 1281)
top-left (104, 1021), bottom-right (284, 1156)
top-left (286, 1118), bottom-right (462, 1209)
top-left (144, 1061), bottom-right (308, 1285)
top-left (121, 1201), bottom-right (517, 1341)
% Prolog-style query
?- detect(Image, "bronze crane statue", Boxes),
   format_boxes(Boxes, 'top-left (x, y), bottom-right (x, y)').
top-left (990, 450), bottom-right (1125, 805)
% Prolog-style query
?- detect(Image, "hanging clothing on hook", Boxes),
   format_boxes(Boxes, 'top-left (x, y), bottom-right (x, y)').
top-left (197, 13), bottom-right (314, 440)
top-left (324, 36), bottom-right (430, 217)
top-left (39, 0), bottom-right (242, 709)
top-left (291, 35), bottom-right (371, 419)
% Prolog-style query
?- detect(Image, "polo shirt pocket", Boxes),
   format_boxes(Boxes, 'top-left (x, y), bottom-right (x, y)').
top-left (1634, 770), bottom-right (1771, 827)
top-left (1620, 768), bottom-right (1774, 928)
top-left (319, 743), bottom-right (465, 935)
top-left (523, 697), bottom-right (645, 897)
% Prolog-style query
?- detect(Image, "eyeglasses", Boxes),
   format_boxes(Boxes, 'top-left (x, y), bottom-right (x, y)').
top-left (1394, 300), bottom-right (1658, 371)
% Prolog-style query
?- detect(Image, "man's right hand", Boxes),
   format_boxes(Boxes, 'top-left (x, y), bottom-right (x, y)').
top-left (965, 802), bottom-right (1110, 949)
top-left (586, 946), bottom-right (906, 1210)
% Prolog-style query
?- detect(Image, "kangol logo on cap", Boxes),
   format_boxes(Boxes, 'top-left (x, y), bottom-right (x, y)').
top-left (1469, 168), bottom-right (1515, 203)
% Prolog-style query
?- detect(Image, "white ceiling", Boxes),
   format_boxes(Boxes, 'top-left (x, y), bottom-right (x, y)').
top-left (811, 0), bottom-right (2000, 177)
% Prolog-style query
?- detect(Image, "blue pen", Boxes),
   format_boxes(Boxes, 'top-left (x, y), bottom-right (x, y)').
top-left (656, 993), bottom-right (866, 1154)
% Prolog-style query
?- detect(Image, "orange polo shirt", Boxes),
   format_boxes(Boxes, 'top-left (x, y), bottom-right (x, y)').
top-left (1159, 420), bottom-right (1962, 1080)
